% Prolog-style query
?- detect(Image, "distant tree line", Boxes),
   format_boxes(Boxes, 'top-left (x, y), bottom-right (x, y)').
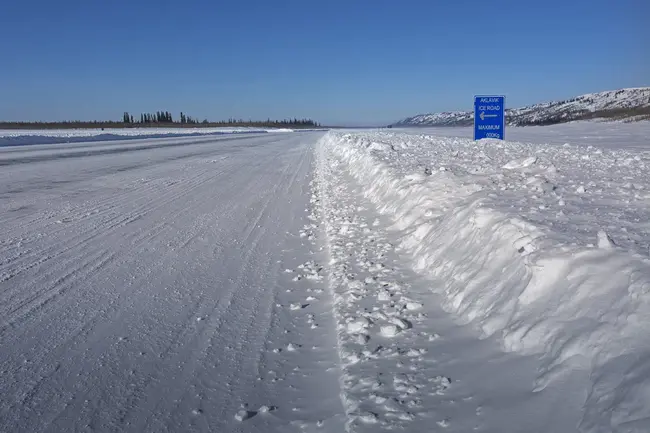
top-left (120, 111), bottom-right (320, 127)
top-left (214, 118), bottom-right (321, 127)
top-left (1, 113), bottom-right (323, 129)
top-left (123, 111), bottom-right (200, 124)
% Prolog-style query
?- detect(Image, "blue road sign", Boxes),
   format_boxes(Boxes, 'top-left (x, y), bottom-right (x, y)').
top-left (474, 95), bottom-right (505, 140)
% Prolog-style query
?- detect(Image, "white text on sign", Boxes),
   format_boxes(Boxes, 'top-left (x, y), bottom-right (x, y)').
top-left (478, 105), bottom-right (501, 111)
top-left (478, 97), bottom-right (501, 103)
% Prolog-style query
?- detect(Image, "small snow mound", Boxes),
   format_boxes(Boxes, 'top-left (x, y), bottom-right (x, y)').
top-left (348, 280), bottom-right (364, 290)
top-left (405, 348), bottom-right (422, 357)
top-left (405, 173), bottom-right (428, 183)
top-left (380, 324), bottom-right (401, 337)
top-left (597, 230), bottom-right (616, 249)
top-left (377, 290), bottom-right (391, 301)
top-left (347, 318), bottom-right (371, 333)
top-left (258, 405), bottom-right (276, 413)
top-left (389, 317), bottom-right (411, 330)
top-left (576, 185), bottom-right (587, 193)
top-left (368, 142), bottom-right (394, 152)
top-left (405, 301), bottom-right (423, 311)
top-left (346, 351), bottom-right (362, 364)
top-left (355, 411), bottom-right (379, 423)
top-left (432, 376), bottom-right (452, 388)
top-left (503, 156), bottom-right (538, 169)
top-left (526, 176), bottom-right (556, 193)
top-left (235, 410), bottom-right (256, 421)
top-left (353, 333), bottom-right (370, 344)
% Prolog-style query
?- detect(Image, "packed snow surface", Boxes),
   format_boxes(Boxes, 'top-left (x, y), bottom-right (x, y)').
top-left (3, 123), bottom-right (650, 433)
top-left (0, 132), bottom-right (345, 432)
top-left (319, 125), bottom-right (650, 432)
top-left (0, 127), bottom-right (297, 147)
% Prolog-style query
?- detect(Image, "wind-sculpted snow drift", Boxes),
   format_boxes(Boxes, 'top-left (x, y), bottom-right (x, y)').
top-left (318, 130), bottom-right (650, 432)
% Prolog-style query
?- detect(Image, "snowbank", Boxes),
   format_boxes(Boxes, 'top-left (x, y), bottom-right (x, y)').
top-left (394, 120), bottom-right (650, 150)
top-left (319, 130), bottom-right (650, 432)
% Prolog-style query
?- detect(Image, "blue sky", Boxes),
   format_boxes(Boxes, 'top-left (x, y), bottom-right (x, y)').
top-left (1, 0), bottom-right (648, 125)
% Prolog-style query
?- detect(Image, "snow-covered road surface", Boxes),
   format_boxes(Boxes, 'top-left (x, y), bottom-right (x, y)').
top-left (0, 127), bottom-right (301, 147)
top-left (0, 132), bottom-right (345, 432)
top-left (3, 123), bottom-right (650, 433)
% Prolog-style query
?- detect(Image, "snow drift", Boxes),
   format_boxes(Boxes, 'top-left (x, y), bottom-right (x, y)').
top-left (319, 130), bottom-right (650, 432)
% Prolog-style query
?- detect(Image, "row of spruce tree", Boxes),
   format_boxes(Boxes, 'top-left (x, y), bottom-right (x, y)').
top-left (123, 112), bottom-right (200, 124)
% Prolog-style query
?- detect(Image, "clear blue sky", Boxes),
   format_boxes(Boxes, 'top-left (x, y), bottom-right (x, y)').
top-left (1, 0), bottom-right (648, 125)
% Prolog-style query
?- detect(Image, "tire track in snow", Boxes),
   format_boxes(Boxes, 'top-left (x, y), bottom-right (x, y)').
top-left (131, 189), bottom-right (276, 431)
top-left (180, 146), bottom-right (312, 425)
top-left (0, 166), bottom-right (213, 280)
top-left (0, 148), bottom-right (247, 257)
top-left (0, 133), bottom-right (348, 433)
top-left (0, 153), bottom-right (254, 430)
top-left (0, 162), bottom-right (241, 326)
top-left (38, 165), bottom-right (261, 431)
top-left (123, 143), bottom-right (312, 431)
top-left (0, 135), bottom-right (290, 241)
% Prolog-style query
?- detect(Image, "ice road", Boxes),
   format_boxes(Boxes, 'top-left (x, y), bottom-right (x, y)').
top-left (3, 125), bottom-right (649, 433)
top-left (0, 132), bottom-right (345, 433)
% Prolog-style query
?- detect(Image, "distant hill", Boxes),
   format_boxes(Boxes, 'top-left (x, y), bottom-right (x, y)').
top-left (394, 87), bottom-right (650, 127)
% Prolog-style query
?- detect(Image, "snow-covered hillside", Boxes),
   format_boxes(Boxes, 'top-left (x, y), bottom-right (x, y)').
top-left (397, 87), bottom-right (650, 126)
top-left (318, 126), bottom-right (650, 432)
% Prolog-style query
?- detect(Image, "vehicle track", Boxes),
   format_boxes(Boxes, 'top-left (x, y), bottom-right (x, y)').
top-left (0, 132), bottom-right (345, 433)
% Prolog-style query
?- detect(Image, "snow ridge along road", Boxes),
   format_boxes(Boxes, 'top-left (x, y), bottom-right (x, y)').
top-left (318, 128), bottom-right (650, 433)
top-left (0, 132), bottom-right (346, 433)
top-left (316, 134), bottom-right (587, 433)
